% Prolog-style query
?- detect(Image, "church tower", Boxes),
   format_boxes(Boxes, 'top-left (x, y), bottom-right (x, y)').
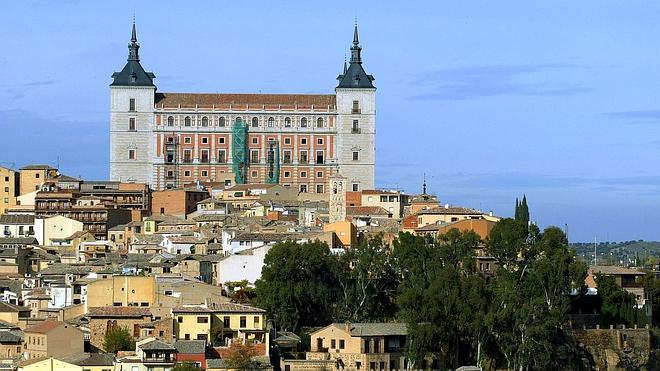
top-left (335, 23), bottom-right (376, 191)
top-left (109, 21), bottom-right (156, 184)
top-left (328, 171), bottom-right (347, 223)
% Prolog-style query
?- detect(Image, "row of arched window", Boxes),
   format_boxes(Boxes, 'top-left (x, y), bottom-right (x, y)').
top-left (165, 115), bottom-right (326, 129)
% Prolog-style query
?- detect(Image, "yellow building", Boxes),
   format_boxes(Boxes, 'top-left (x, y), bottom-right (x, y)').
top-left (18, 357), bottom-right (82, 371)
top-left (323, 220), bottom-right (357, 247)
top-left (0, 166), bottom-right (19, 215)
top-left (172, 303), bottom-right (268, 353)
top-left (85, 276), bottom-right (156, 310)
top-left (415, 206), bottom-right (498, 228)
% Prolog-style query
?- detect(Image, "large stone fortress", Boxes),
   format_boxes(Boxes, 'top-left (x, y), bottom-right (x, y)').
top-left (110, 22), bottom-right (376, 193)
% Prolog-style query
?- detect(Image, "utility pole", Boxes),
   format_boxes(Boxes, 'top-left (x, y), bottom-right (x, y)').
top-left (593, 237), bottom-right (597, 266)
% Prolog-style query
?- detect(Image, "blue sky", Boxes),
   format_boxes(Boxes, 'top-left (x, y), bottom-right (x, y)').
top-left (1, 1), bottom-right (660, 242)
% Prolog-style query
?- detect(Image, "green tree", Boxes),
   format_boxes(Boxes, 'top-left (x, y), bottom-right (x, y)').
top-left (172, 362), bottom-right (202, 371)
top-left (486, 218), bottom-right (528, 269)
top-left (597, 274), bottom-right (647, 327)
top-left (335, 234), bottom-right (398, 322)
top-left (103, 326), bottom-right (135, 354)
top-left (225, 341), bottom-right (257, 369)
top-left (255, 240), bottom-right (337, 331)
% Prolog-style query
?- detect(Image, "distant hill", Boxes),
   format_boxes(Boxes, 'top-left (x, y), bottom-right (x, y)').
top-left (571, 241), bottom-right (660, 266)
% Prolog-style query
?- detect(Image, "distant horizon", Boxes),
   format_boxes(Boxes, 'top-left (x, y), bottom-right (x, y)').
top-left (2, 1), bottom-right (660, 241)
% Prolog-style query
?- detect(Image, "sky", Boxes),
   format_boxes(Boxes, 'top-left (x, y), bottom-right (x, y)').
top-left (1, 1), bottom-right (660, 242)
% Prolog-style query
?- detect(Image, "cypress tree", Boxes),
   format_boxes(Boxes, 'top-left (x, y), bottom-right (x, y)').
top-left (520, 195), bottom-right (530, 226)
top-left (514, 197), bottom-right (520, 221)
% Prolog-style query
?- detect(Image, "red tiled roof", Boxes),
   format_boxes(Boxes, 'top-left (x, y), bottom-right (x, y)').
top-left (347, 206), bottom-right (391, 216)
top-left (155, 93), bottom-right (336, 108)
top-left (25, 320), bottom-right (66, 334)
top-left (88, 306), bottom-right (151, 317)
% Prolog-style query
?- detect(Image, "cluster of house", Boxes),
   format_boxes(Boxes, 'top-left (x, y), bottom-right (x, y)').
top-left (0, 164), bottom-right (654, 370)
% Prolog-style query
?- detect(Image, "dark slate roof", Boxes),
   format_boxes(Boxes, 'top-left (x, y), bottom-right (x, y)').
top-left (0, 214), bottom-right (35, 225)
top-left (60, 352), bottom-right (115, 367)
top-left (0, 330), bottom-right (22, 343)
top-left (139, 339), bottom-right (176, 351)
top-left (174, 340), bottom-right (206, 354)
top-left (331, 322), bottom-right (407, 337)
top-left (110, 23), bottom-right (155, 87)
top-left (336, 25), bottom-right (375, 89)
top-left (0, 237), bottom-right (38, 245)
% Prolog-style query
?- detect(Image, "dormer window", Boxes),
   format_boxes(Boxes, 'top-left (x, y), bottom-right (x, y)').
top-left (219, 117), bottom-right (226, 127)
top-left (317, 118), bottom-right (323, 128)
top-left (167, 116), bottom-right (174, 126)
top-left (184, 116), bottom-right (191, 127)
top-left (201, 117), bottom-right (209, 127)
top-left (300, 118), bottom-right (307, 128)
top-left (268, 117), bottom-right (274, 127)
top-left (252, 117), bottom-right (259, 128)
top-left (284, 117), bottom-right (291, 127)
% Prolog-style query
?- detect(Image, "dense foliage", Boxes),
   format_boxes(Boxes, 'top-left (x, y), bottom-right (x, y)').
top-left (255, 218), bottom-right (643, 369)
top-left (103, 326), bottom-right (135, 354)
top-left (172, 363), bottom-right (202, 371)
top-left (225, 341), bottom-right (257, 369)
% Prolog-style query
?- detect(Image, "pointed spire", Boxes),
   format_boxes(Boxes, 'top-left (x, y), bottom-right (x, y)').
top-left (422, 173), bottom-right (427, 194)
top-left (128, 19), bottom-right (140, 62)
top-left (343, 53), bottom-right (348, 74)
top-left (131, 17), bottom-right (137, 43)
top-left (350, 20), bottom-right (362, 64)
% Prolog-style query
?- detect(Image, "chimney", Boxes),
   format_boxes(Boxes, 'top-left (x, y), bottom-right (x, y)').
top-left (345, 321), bottom-right (351, 332)
top-left (444, 203), bottom-right (449, 209)
top-left (489, 210), bottom-right (493, 217)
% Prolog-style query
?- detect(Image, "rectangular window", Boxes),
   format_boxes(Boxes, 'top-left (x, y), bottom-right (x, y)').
top-left (316, 151), bottom-right (324, 164)
top-left (197, 316), bottom-right (208, 323)
top-left (317, 138), bottom-right (323, 145)
top-left (219, 137), bottom-right (225, 144)
top-left (183, 150), bottom-right (192, 163)
top-left (283, 150), bottom-right (292, 164)
top-left (317, 171), bottom-right (323, 178)
top-left (352, 100), bottom-right (360, 114)
top-left (252, 137), bottom-right (258, 144)
top-left (254, 316), bottom-right (260, 326)
top-left (129, 118), bottom-right (136, 131)
top-left (353, 151), bottom-right (359, 161)
top-left (184, 137), bottom-right (191, 144)
top-left (331, 339), bottom-right (336, 349)
top-left (201, 170), bottom-right (208, 177)
top-left (316, 184), bottom-right (323, 193)
top-left (250, 150), bottom-right (259, 164)
top-left (197, 334), bottom-right (207, 341)
top-left (184, 170), bottom-right (191, 177)
top-left (352, 183), bottom-right (359, 192)
top-left (339, 339), bottom-right (345, 349)
top-left (300, 171), bottom-right (307, 178)
top-left (128, 149), bottom-right (136, 160)
top-left (218, 150), bottom-right (226, 163)
top-left (223, 316), bottom-right (230, 327)
top-left (284, 138), bottom-right (291, 145)
top-left (299, 151), bottom-right (308, 164)
top-left (177, 317), bottom-right (183, 323)
top-left (301, 138), bottom-right (307, 145)
top-left (201, 137), bottom-right (208, 144)
top-left (239, 316), bottom-right (246, 328)
top-left (200, 149), bottom-right (209, 163)
top-left (380, 195), bottom-right (388, 202)
top-left (284, 171), bottom-right (290, 178)
top-left (352, 120), bottom-right (360, 133)
top-left (300, 184), bottom-right (307, 193)
top-left (129, 98), bottom-right (136, 111)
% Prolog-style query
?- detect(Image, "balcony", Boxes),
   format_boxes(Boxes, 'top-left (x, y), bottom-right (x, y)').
top-left (351, 128), bottom-right (361, 134)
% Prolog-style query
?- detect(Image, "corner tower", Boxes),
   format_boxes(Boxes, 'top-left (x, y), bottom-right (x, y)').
top-left (335, 23), bottom-right (376, 191)
top-left (109, 21), bottom-right (156, 184)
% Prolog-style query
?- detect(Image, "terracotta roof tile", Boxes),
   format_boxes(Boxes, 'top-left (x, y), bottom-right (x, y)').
top-left (88, 306), bottom-right (151, 317)
top-left (155, 92), bottom-right (336, 109)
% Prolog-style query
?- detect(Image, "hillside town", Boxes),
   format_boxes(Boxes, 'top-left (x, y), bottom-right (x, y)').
top-left (1, 14), bottom-right (660, 371)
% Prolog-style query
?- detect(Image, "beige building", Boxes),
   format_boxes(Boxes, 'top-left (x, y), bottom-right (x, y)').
top-left (415, 206), bottom-right (498, 228)
top-left (18, 357), bottom-right (82, 371)
top-left (33, 215), bottom-right (84, 246)
top-left (85, 276), bottom-right (156, 310)
top-left (24, 320), bottom-right (84, 360)
top-left (361, 190), bottom-right (404, 219)
top-left (0, 166), bottom-right (19, 215)
top-left (284, 322), bottom-right (408, 371)
top-left (19, 165), bottom-right (58, 196)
